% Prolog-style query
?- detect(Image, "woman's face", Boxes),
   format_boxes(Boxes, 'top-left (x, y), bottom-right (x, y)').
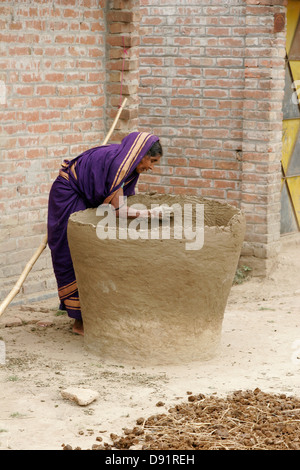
top-left (136, 154), bottom-right (161, 174)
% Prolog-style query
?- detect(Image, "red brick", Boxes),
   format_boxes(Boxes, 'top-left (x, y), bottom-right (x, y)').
top-left (48, 97), bottom-right (69, 108)
top-left (51, 122), bottom-right (72, 132)
top-left (107, 11), bottom-right (140, 23)
top-left (214, 180), bottom-right (238, 189)
top-left (173, 187), bottom-right (199, 196)
top-left (25, 148), bottom-right (46, 159)
top-left (39, 134), bottom-right (62, 146)
top-left (15, 85), bottom-right (34, 96)
top-left (166, 157), bottom-right (188, 166)
top-left (201, 188), bottom-right (226, 198)
top-left (174, 167), bottom-right (200, 177)
top-left (27, 123), bottom-right (49, 134)
top-left (57, 85), bottom-right (79, 96)
top-left (187, 179), bottom-right (212, 188)
top-left (3, 122), bottom-right (26, 134)
top-left (40, 110), bottom-right (61, 120)
top-left (45, 72), bottom-right (65, 82)
top-left (201, 170), bottom-right (227, 179)
top-left (36, 85), bottom-right (56, 96)
top-left (106, 35), bottom-right (139, 48)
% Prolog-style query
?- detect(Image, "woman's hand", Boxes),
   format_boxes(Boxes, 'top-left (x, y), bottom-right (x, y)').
top-left (110, 188), bottom-right (174, 220)
top-left (150, 205), bottom-right (174, 219)
top-left (110, 187), bottom-right (150, 218)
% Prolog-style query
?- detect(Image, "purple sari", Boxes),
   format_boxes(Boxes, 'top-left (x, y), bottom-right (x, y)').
top-left (47, 132), bottom-right (159, 321)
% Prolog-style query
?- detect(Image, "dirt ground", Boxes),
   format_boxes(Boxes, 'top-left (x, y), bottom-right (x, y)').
top-left (0, 234), bottom-right (299, 451)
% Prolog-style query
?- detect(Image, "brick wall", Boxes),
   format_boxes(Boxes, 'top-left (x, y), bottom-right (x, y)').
top-left (0, 0), bottom-right (107, 304)
top-left (138, 0), bottom-right (246, 199)
top-left (106, 0), bottom-right (141, 141)
top-left (138, 0), bottom-right (287, 274)
top-left (241, 0), bottom-right (286, 272)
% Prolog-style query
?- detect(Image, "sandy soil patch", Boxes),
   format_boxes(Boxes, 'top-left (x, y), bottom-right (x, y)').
top-left (0, 234), bottom-right (299, 450)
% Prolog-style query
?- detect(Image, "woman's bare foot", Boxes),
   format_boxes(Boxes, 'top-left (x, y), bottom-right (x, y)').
top-left (72, 319), bottom-right (84, 336)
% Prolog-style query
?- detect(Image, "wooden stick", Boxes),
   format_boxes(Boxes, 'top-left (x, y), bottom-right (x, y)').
top-left (0, 235), bottom-right (48, 316)
top-left (102, 97), bottom-right (127, 145)
top-left (0, 97), bottom-right (128, 317)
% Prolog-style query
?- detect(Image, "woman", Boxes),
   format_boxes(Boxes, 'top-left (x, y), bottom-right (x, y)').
top-left (47, 131), bottom-right (163, 336)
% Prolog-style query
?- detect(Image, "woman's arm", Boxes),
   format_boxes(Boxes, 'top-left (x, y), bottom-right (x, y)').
top-left (110, 187), bottom-right (174, 220)
top-left (110, 187), bottom-right (150, 219)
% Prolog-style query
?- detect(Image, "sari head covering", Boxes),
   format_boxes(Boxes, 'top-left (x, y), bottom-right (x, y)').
top-left (48, 131), bottom-right (160, 321)
top-left (64, 131), bottom-right (160, 207)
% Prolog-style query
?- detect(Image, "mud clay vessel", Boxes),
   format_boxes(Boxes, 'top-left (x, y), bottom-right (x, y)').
top-left (68, 195), bottom-right (246, 365)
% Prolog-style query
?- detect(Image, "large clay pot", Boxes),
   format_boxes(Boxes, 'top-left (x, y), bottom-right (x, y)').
top-left (67, 194), bottom-right (246, 365)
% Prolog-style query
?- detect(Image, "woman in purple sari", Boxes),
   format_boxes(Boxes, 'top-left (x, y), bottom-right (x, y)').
top-left (48, 131), bottom-right (163, 335)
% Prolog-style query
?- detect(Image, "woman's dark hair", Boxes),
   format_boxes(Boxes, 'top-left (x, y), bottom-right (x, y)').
top-left (147, 140), bottom-right (163, 157)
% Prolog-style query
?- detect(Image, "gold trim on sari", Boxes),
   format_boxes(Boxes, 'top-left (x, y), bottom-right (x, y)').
top-left (59, 160), bottom-right (77, 181)
top-left (64, 297), bottom-right (81, 311)
top-left (59, 169), bottom-right (69, 181)
top-left (109, 132), bottom-right (152, 193)
top-left (58, 280), bottom-right (78, 300)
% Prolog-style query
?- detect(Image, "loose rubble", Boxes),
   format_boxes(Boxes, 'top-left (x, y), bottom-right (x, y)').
top-left (61, 387), bottom-right (99, 406)
top-left (62, 389), bottom-right (300, 450)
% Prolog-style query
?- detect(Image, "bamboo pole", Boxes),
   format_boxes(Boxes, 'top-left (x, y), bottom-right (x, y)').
top-left (0, 97), bottom-right (128, 317)
top-left (0, 235), bottom-right (48, 316)
top-left (102, 97), bottom-right (127, 145)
